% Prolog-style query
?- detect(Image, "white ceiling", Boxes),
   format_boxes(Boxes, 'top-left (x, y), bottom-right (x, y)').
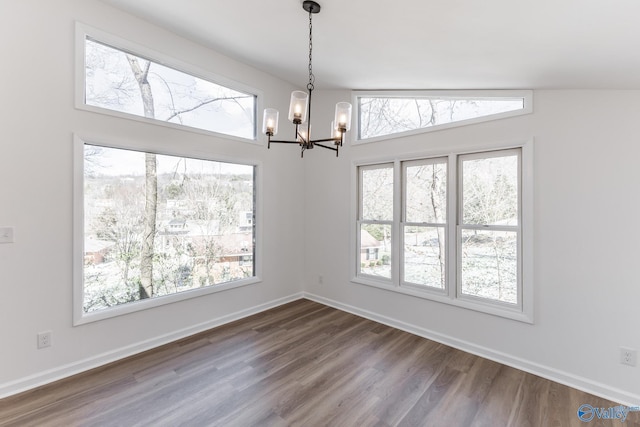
top-left (100, 0), bottom-right (640, 90)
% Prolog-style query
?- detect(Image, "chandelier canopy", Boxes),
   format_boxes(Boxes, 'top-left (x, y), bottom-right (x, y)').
top-left (263, 1), bottom-right (352, 158)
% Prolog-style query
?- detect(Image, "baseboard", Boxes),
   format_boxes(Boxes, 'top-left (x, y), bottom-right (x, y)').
top-left (0, 292), bottom-right (304, 399)
top-left (303, 292), bottom-right (640, 407)
top-left (5, 291), bottom-right (638, 406)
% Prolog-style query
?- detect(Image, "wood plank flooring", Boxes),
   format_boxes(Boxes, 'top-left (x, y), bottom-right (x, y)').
top-left (1, 299), bottom-right (638, 426)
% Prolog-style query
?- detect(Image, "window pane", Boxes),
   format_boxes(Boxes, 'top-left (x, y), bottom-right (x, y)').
top-left (460, 229), bottom-right (517, 304)
top-left (85, 38), bottom-right (256, 139)
top-left (462, 154), bottom-right (518, 226)
top-left (83, 144), bottom-right (255, 313)
top-left (405, 161), bottom-right (447, 224)
top-left (359, 224), bottom-right (392, 279)
top-left (361, 166), bottom-right (394, 221)
top-left (359, 97), bottom-right (525, 140)
top-left (403, 226), bottom-right (445, 289)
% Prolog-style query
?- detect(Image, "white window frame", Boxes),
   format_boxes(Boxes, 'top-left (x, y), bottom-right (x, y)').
top-left (352, 90), bottom-right (533, 145)
top-left (73, 134), bottom-right (263, 325)
top-left (356, 163), bottom-right (395, 285)
top-left (351, 140), bottom-right (533, 323)
top-left (75, 22), bottom-right (263, 144)
top-left (400, 156), bottom-right (449, 294)
top-left (457, 149), bottom-right (522, 309)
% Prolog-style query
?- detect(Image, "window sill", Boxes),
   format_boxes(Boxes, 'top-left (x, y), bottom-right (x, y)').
top-left (74, 277), bottom-right (261, 326)
top-left (351, 276), bottom-right (533, 324)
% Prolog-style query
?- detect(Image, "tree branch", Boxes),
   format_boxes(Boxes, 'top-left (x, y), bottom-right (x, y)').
top-left (164, 95), bottom-right (252, 122)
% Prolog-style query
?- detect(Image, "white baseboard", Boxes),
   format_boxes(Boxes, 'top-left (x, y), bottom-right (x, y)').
top-left (0, 293), bottom-right (304, 399)
top-left (303, 292), bottom-right (640, 407)
top-left (4, 291), bottom-right (638, 407)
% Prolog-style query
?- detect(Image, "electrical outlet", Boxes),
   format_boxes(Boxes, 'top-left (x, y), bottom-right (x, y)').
top-left (318, 275), bottom-right (323, 284)
top-left (620, 347), bottom-right (637, 367)
top-left (37, 331), bottom-right (52, 349)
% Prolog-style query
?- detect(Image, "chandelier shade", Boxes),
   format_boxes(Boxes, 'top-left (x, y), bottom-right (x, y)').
top-left (288, 91), bottom-right (309, 124)
top-left (264, 1), bottom-right (352, 157)
top-left (262, 108), bottom-right (279, 136)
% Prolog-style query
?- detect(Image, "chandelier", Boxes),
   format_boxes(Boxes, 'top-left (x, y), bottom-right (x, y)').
top-left (262, 1), bottom-right (352, 158)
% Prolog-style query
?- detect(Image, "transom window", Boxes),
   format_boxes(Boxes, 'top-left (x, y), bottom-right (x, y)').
top-left (77, 24), bottom-right (258, 140)
top-left (355, 144), bottom-right (532, 322)
top-left (354, 90), bottom-right (532, 142)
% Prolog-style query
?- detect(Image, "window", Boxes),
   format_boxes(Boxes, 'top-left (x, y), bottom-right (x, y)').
top-left (74, 137), bottom-right (259, 324)
top-left (354, 144), bottom-right (532, 322)
top-left (354, 90), bottom-right (532, 143)
top-left (77, 24), bottom-right (258, 140)
top-left (403, 158), bottom-right (448, 290)
top-left (357, 164), bottom-right (394, 279)
top-left (459, 151), bottom-right (520, 305)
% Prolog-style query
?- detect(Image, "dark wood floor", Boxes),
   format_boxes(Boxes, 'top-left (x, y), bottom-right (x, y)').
top-left (1, 299), bottom-right (637, 426)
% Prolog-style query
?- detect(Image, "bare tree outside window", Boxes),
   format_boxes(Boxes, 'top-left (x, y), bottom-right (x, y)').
top-left (83, 145), bottom-right (255, 313)
top-left (358, 96), bottom-right (525, 140)
top-left (403, 160), bottom-right (447, 289)
top-left (460, 153), bottom-right (519, 304)
top-left (85, 38), bottom-right (256, 138)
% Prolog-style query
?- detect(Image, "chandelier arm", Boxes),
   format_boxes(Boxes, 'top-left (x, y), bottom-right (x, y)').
top-left (313, 142), bottom-right (339, 151)
top-left (310, 137), bottom-right (342, 144)
top-left (268, 140), bottom-right (302, 145)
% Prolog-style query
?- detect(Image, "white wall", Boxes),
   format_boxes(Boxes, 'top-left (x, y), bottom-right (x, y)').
top-left (0, 0), bottom-right (305, 396)
top-left (304, 90), bottom-right (640, 405)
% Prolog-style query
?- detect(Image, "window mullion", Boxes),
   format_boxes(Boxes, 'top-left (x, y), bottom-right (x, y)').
top-left (393, 159), bottom-right (402, 287)
top-left (448, 154), bottom-right (458, 300)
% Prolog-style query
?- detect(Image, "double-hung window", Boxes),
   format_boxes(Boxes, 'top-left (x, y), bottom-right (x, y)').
top-left (458, 150), bottom-right (520, 305)
top-left (355, 144), bottom-right (532, 322)
top-left (402, 158), bottom-right (448, 291)
top-left (357, 164), bottom-right (394, 279)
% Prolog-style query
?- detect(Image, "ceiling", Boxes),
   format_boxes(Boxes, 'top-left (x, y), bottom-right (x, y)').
top-left (100, 0), bottom-right (640, 90)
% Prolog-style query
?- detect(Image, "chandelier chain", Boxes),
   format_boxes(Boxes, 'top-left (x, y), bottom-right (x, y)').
top-left (307, 9), bottom-right (315, 91)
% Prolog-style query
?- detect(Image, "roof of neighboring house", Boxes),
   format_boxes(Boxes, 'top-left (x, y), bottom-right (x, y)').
top-left (159, 219), bottom-right (220, 236)
top-left (84, 238), bottom-right (115, 253)
top-left (217, 233), bottom-right (253, 256)
top-left (360, 230), bottom-right (382, 249)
